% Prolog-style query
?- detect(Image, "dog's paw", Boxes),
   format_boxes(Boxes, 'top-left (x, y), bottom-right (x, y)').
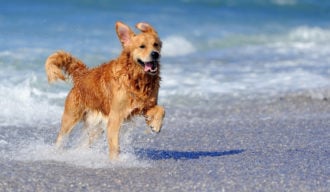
top-left (147, 118), bottom-right (162, 133)
top-left (110, 151), bottom-right (120, 160)
top-left (145, 106), bottom-right (165, 133)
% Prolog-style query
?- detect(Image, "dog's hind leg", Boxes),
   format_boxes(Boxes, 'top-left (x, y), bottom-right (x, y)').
top-left (80, 111), bottom-right (106, 148)
top-left (55, 91), bottom-right (84, 148)
top-left (88, 126), bottom-right (104, 146)
top-left (80, 123), bottom-right (104, 148)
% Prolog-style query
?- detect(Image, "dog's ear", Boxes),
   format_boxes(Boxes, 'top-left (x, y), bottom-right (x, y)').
top-left (116, 21), bottom-right (135, 47)
top-left (136, 22), bottom-right (157, 34)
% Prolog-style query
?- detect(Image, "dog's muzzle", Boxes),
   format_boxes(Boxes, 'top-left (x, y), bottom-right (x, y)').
top-left (138, 59), bottom-right (159, 75)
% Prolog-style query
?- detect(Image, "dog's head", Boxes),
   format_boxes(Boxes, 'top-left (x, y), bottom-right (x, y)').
top-left (116, 21), bottom-right (162, 75)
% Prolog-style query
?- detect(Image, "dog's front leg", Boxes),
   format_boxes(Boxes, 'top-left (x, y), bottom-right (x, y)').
top-left (107, 113), bottom-right (123, 160)
top-left (145, 105), bottom-right (165, 133)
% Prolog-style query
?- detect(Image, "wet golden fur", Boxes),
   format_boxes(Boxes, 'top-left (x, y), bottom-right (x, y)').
top-left (45, 22), bottom-right (165, 159)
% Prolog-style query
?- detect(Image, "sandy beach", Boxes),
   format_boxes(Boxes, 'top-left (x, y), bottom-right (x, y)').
top-left (0, 92), bottom-right (329, 191)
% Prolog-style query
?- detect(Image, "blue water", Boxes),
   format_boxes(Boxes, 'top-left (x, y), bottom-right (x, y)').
top-left (1, 0), bottom-right (330, 166)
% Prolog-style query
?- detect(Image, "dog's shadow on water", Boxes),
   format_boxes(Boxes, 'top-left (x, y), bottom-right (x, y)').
top-left (134, 148), bottom-right (245, 160)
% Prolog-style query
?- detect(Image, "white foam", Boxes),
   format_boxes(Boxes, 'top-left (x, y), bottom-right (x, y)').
top-left (162, 36), bottom-right (196, 57)
top-left (14, 141), bottom-right (149, 169)
top-left (0, 139), bottom-right (8, 145)
top-left (288, 26), bottom-right (330, 42)
top-left (10, 118), bottom-right (150, 169)
top-left (0, 74), bottom-right (62, 127)
top-left (271, 0), bottom-right (296, 6)
top-left (160, 58), bottom-right (330, 98)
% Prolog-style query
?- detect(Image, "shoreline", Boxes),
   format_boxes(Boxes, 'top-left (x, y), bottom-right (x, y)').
top-left (0, 92), bottom-right (329, 191)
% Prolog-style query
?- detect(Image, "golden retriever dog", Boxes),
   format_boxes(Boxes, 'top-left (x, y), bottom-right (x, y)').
top-left (45, 21), bottom-right (165, 160)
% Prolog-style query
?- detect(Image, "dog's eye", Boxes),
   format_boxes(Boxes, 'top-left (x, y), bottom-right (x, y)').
top-left (140, 45), bottom-right (146, 49)
top-left (154, 43), bottom-right (159, 47)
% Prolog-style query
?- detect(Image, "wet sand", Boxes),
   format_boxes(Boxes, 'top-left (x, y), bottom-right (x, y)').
top-left (0, 93), bottom-right (329, 191)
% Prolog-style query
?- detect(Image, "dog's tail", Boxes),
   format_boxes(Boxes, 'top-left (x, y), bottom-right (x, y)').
top-left (45, 51), bottom-right (87, 83)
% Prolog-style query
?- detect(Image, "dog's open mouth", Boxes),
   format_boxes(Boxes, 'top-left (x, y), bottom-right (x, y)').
top-left (138, 59), bottom-right (158, 75)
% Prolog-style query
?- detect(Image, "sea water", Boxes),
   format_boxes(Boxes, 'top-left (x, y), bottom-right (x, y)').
top-left (1, 0), bottom-right (330, 168)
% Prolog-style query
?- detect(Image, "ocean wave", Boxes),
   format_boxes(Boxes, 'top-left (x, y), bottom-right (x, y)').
top-left (271, 0), bottom-right (296, 6)
top-left (0, 76), bottom-right (62, 127)
top-left (160, 59), bottom-right (330, 98)
top-left (162, 36), bottom-right (196, 57)
top-left (203, 25), bottom-right (330, 52)
top-left (288, 26), bottom-right (330, 42)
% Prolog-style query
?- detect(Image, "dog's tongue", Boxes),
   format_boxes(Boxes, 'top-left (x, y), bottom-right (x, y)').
top-left (144, 62), bottom-right (156, 72)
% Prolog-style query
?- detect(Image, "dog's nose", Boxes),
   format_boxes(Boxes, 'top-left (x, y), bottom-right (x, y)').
top-left (151, 51), bottom-right (160, 60)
